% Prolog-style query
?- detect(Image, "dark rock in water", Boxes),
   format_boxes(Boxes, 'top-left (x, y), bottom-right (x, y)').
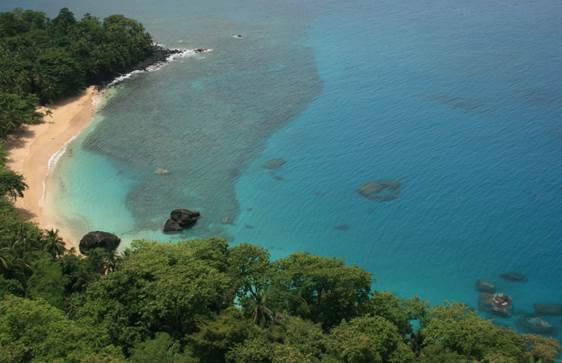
top-left (245, 224), bottom-right (254, 229)
top-left (500, 272), bottom-right (527, 282)
top-left (478, 292), bottom-right (512, 318)
top-left (130, 46), bottom-right (181, 72)
top-left (79, 231), bottom-right (121, 255)
top-left (476, 279), bottom-right (496, 293)
top-left (492, 293), bottom-right (512, 309)
top-left (163, 219), bottom-right (183, 233)
top-left (534, 304), bottom-right (562, 316)
top-left (274, 175), bottom-right (284, 181)
top-left (98, 45), bottom-right (181, 87)
top-left (170, 209), bottom-right (200, 228)
top-left (263, 159), bottom-right (286, 170)
top-left (163, 209), bottom-right (200, 233)
top-left (518, 316), bottom-right (556, 335)
top-left (194, 48), bottom-right (210, 53)
top-left (335, 224), bottom-right (350, 231)
top-left (357, 180), bottom-right (401, 201)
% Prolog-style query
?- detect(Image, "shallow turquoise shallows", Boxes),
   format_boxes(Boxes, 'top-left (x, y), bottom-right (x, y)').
top-left (4, 0), bottom-right (562, 337)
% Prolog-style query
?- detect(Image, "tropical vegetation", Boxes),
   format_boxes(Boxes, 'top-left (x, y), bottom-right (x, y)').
top-left (0, 7), bottom-right (560, 363)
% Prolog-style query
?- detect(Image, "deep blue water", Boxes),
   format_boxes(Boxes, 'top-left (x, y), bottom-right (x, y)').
top-left (3, 0), bottom-right (562, 336)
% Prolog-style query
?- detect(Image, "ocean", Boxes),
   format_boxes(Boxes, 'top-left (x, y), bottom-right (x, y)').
top-left (3, 0), bottom-right (562, 337)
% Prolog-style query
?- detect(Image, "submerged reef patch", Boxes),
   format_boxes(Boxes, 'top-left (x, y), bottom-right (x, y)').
top-left (334, 224), bottom-right (350, 231)
top-left (263, 158), bottom-right (287, 170)
top-left (428, 93), bottom-right (494, 115)
top-left (500, 272), bottom-right (527, 282)
top-left (518, 316), bottom-right (556, 335)
top-left (534, 304), bottom-right (562, 316)
top-left (357, 180), bottom-right (401, 201)
top-left (475, 279), bottom-right (496, 293)
top-left (81, 13), bottom-right (322, 235)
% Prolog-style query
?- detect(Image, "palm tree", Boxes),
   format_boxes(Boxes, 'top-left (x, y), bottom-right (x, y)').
top-left (0, 246), bottom-right (13, 273)
top-left (11, 224), bottom-right (39, 258)
top-left (87, 248), bottom-right (121, 275)
top-left (249, 293), bottom-right (275, 327)
top-left (42, 229), bottom-right (66, 258)
top-left (101, 251), bottom-right (120, 274)
top-left (6, 225), bottom-right (38, 283)
top-left (0, 169), bottom-right (28, 200)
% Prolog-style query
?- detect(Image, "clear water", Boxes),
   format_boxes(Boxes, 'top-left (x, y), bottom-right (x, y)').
top-left (3, 0), bottom-right (562, 337)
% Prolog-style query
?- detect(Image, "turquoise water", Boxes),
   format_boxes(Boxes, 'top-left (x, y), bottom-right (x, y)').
top-left (4, 0), bottom-right (562, 336)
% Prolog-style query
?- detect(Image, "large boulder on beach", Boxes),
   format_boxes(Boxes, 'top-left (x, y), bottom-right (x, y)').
top-left (79, 231), bottom-right (121, 255)
top-left (357, 180), bottom-right (401, 201)
top-left (534, 304), bottom-right (562, 316)
top-left (170, 209), bottom-right (200, 228)
top-left (475, 279), bottom-right (496, 293)
top-left (500, 272), bottom-right (527, 282)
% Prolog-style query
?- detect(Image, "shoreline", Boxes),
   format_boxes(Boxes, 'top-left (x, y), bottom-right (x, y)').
top-left (3, 46), bottom-right (199, 249)
top-left (6, 87), bottom-right (100, 248)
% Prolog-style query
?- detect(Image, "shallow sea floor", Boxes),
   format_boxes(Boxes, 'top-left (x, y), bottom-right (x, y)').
top-left (3, 0), bottom-right (562, 338)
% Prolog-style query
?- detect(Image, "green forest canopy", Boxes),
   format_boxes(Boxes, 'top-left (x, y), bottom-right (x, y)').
top-left (0, 8), bottom-right (560, 363)
top-left (0, 7), bottom-right (155, 137)
top-left (1, 238), bottom-right (560, 363)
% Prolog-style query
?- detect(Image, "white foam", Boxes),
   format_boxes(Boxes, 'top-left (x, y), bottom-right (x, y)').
top-left (106, 48), bottom-right (204, 87)
top-left (43, 132), bottom-right (80, 207)
top-left (106, 69), bottom-right (145, 88)
top-left (48, 133), bottom-right (79, 173)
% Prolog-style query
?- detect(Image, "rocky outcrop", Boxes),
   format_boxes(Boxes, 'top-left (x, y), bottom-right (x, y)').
top-left (163, 209), bottom-right (200, 233)
top-left (163, 219), bottom-right (183, 233)
top-left (154, 167), bottom-right (170, 176)
top-left (131, 46), bottom-right (182, 71)
top-left (98, 45), bottom-right (182, 87)
top-left (171, 209), bottom-right (200, 228)
top-left (475, 279), bottom-right (496, 293)
top-left (478, 292), bottom-right (512, 318)
top-left (357, 180), bottom-right (401, 201)
top-left (194, 48), bottom-right (211, 53)
top-left (518, 316), bottom-right (555, 335)
top-left (79, 231), bottom-right (121, 255)
top-left (500, 272), bottom-right (527, 282)
top-left (534, 304), bottom-right (562, 316)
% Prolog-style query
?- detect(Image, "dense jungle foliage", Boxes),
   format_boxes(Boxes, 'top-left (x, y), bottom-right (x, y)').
top-left (0, 7), bottom-right (155, 137)
top-left (0, 8), bottom-right (560, 363)
top-left (0, 238), bottom-right (560, 363)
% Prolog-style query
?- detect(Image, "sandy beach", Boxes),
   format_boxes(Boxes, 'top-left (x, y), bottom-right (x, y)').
top-left (7, 86), bottom-right (99, 248)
